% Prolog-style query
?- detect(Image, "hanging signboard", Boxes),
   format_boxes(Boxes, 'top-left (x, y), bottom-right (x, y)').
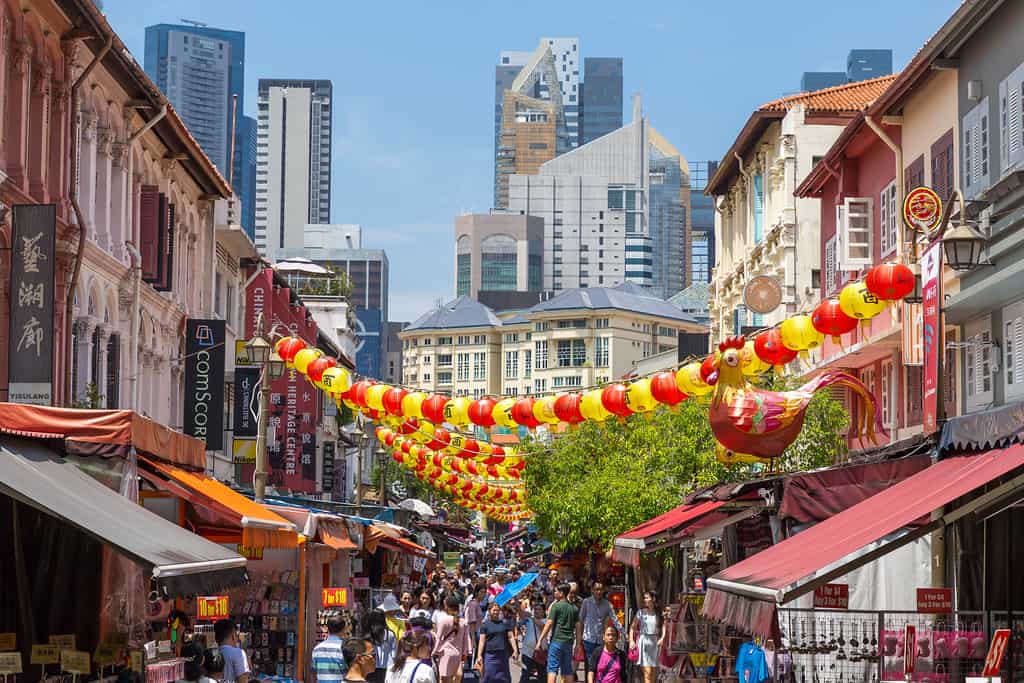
top-left (233, 367), bottom-right (260, 438)
top-left (921, 243), bottom-right (942, 433)
top-left (8, 204), bottom-right (56, 406)
top-left (49, 635), bottom-right (75, 651)
top-left (982, 629), bottom-right (1011, 677)
top-left (916, 587), bottom-right (952, 613)
top-left (60, 650), bottom-right (90, 675)
top-left (31, 644), bottom-right (60, 665)
top-left (184, 319), bottom-right (226, 450)
top-left (903, 187), bottom-right (943, 234)
top-left (322, 441), bottom-right (335, 493)
top-left (0, 653), bottom-right (22, 675)
top-left (196, 596), bottom-right (230, 620)
top-left (322, 587), bottom-right (350, 608)
top-left (812, 583), bottom-right (849, 609)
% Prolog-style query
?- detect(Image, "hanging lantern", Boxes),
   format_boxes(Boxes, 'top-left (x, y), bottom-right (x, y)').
top-left (320, 367), bottom-right (351, 396)
top-left (402, 392), bottom-right (427, 419)
top-left (625, 378), bottom-right (659, 412)
top-left (580, 389), bottom-right (612, 421)
top-left (468, 397), bottom-right (497, 427)
top-left (382, 387), bottom-right (408, 416)
top-left (839, 281), bottom-right (887, 328)
top-left (275, 337), bottom-right (307, 366)
top-left (865, 262), bottom-right (916, 301)
top-left (291, 348), bottom-right (321, 375)
top-left (676, 362), bottom-right (713, 397)
top-left (532, 396), bottom-right (561, 425)
top-left (811, 299), bottom-right (858, 344)
top-left (553, 393), bottom-right (585, 424)
top-left (779, 314), bottom-right (825, 360)
top-left (650, 372), bottom-right (687, 405)
top-left (753, 329), bottom-right (798, 373)
top-left (306, 356), bottom-right (334, 385)
top-left (366, 384), bottom-right (392, 412)
top-left (601, 384), bottom-right (632, 418)
top-left (443, 397), bottom-right (472, 427)
top-left (511, 398), bottom-right (541, 429)
top-left (428, 426), bottom-right (450, 451)
top-left (739, 341), bottom-right (771, 376)
top-left (491, 398), bottom-right (518, 429)
top-left (346, 380), bottom-right (374, 409)
top-left (477, 442), bottom-right (493, 456)
top-left (410, 420), bottom-right (431, 443)
top-left (421, 394), bottom-right (449, 423)
top-left (461, 438), bottom-right (480, 457)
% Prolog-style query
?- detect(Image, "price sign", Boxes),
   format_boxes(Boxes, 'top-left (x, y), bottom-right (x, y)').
top-left (31, 645), bottom-right (60, 665)
top-left (130, 651), bottom-right (143, 672)
top-left (812, 583), bottom-right (849, 609)
top-left (322, 587), bottom-right (350, 608)
top-left (61, 650), bottom-right (91, 675)
top-left (0, 634), bottom-right (14, 652)
top-left (49, 635), bottom-right (76, 651)
top-left (0, 653), bottom-right (22, 675)
top-left (236, 544), bottom-right (264, 561)
top-left (916, 587), bottom-right (952, 613)
top-left (157, 641), bottom-right (172, 655)
top-left (196, 596), bottom-right (230, 620)
top-left (905, 625), bottom-right (917, 675)
top-left (983, 629), bottom-right (1011, 677)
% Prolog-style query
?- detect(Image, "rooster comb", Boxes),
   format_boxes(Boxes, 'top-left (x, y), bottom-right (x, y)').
top-left (718, 335), bottom-right (746, 353)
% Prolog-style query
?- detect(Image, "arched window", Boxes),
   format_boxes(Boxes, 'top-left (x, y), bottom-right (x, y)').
top-left (106, 334), bottom-right (120, 408)
top-left (456, 234), bottom-right (471, 296)
top-left (480, 234), bottom-right (518, 291)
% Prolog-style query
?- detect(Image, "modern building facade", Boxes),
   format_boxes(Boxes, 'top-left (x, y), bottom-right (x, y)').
top-left (255, 79), bottom-right (333, 257)
top-left (399, 284), bottom-right (704, 398)
top-left (144, 23), bottom-right (257, 238)
top-left (688, 160), bottom-right (718, 284)
top-left (454, 214), bottom-right (543, 299)
top-left (580, 58), bottom-right (623, 144)
top-left (801, 48), bottom-right (894, 92)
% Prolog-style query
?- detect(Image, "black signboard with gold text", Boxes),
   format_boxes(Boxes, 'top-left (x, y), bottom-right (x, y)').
top-left (8, 205), bottom-right (56, 405)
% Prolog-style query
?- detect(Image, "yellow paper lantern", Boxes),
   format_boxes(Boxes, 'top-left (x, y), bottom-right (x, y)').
top-left (625, 378), bottom-right (659, 412)
top-left (779, 314), bottom-right (825, 359)
top-left (291, 348), bottom-right (321, 375)
top-left (320, 367), bottom-right (351, 396)
top-left (676, 362), bottom-right (712, 396)
top-left (402, 391), bottom-right (427, 419)
top-left (740, 341), bottom-right (771, 376)
top-left (492, 398), bottom-right (518, 429)
top-left (446, 433), bottom-right (467, 455)
top-left (580, 389), bottom-right (612, 422)
top-left (532, 396), bottom-right (560, 425)
top-left (415, 421), bottom-right (435, 444)
top-left (839, 281), bottom-right (887, 327)
top-left (477, 442), bottom-right (493, 456)
top-left (366, 384), bottom-right (391, 411)
top-left (443, 397), bottom-right (472, 427)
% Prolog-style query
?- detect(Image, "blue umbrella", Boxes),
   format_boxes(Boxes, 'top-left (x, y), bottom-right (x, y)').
top-left (494, 572), bottom-right (537, 607)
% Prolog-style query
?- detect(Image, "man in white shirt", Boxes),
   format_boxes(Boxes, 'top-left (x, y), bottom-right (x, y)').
top-left (575, 583), bottom-right (623, 665)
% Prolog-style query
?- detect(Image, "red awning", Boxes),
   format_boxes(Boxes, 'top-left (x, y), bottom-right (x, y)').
top-left (704, 445), bottom-right (1024, 637)
top-left (612, 501), bottom-right (724, 566)
top-left (0, 403), bottom-right (205, 469)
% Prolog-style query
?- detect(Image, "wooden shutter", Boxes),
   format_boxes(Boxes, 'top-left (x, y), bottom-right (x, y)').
top-left (139, 185), bottom-right (160, 282)
top-left (1002, 67), bottom-right (1022, 170)
top-left (931, 130), bottom-right (954, 202)
top-left (155, 202), bottom-right (175, 292)
top-left (904, 155), bottom-right (924, 190)
top-left (841, 197), bottom-right (872, 266)
top-left (905, 365), bottom-right (923, 426)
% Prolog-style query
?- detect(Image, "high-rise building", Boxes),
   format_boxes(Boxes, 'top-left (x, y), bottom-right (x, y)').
top-left (454, 213), bottom-right (544, 299)
top-left (255, 79), bottom-right (332, 258)
top-left (579, 57), bottom-right (623, 144)
top-left (687, 160), bottom-right (718, 284)
top-left (801, 48), bottom-right (893, 91)
top-left (144, 23), bottom-right (256, 238)
top-left (541, 38), bottom-right (581, 147)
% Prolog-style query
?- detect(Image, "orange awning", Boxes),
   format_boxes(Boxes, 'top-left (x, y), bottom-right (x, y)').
top-left (319, 518), bottom-right (358, 550)
top-left (140, 457), bottom-right (298, 549)
top-left (365, 526), bottom-right (433, 558)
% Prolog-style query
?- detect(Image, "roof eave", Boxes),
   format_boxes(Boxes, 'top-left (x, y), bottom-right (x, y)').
top-left (705, 111), bottom-right (785, 196)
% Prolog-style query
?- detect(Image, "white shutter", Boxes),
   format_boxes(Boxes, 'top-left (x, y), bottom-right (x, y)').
top-left (842, 197), bottom-right (873, 266)
top-left (1015, 317), bottom-right (1024, 390)
top-left (825, 235), bottom-right (837, 295)
top-left (972, 117), bottom-right (982, 187)
top-left (1012, 72), bottom-right (1023, 166)
top-left (974, 339), bottom-right (985, 396)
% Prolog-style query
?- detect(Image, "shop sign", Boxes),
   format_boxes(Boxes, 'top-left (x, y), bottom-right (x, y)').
top-left (60, 650), bottom-right (90, 675)
top-left (916, 587), bottom-right (952, 613)
top-left (184, 319), bottom-right (226, 450)
top-left (322, 587), bottom-right (350, 608)
top-left (0, 653), bottom-right (22, 675)
top-left (236, 544), bottom-right (264, 560)
top-left (921, 243), bottom-right (942, 433)
top-left (232, 438), bottom-right (257, 465)
top-left (0, 634), bottom-right (13, 652)
top-left (322, 442), bottom-right (335, 493)
top-left (982, 629), bottom-right (1011, 677)
top-left (49, 635), bottom-right (75, 651)
top-left (196, 596), bottom-right (229, 620)
top-left (8, 204), bottom-right (56, 406)
top-left (904, 625), bottom-right (916, 675)
top-left (443, 552), bottom-right (461, 569)
top-left (235, 340), bottom-right (252, 366)
top-left (233, 367), bottom-right (261, 438)
top-left (352, 577), bottom-right (370, 589)
top-left (31, 645), bottom-right (60, 665)
top-left (903, 186), bottom-right (943, 234)
top-left (812, 583), bottom-right (849, 609)
top-left (412, 556), bottom-right (427, 572)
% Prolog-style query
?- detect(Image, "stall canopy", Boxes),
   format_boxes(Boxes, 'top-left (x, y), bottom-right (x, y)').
top-left (365, 525), bottom-right (434, 558)
top-left (0, 437), bottom-right (247, 595)
top-left (704, 445), bottom-right (1024, 637)
top-left (0, 402), bottom-right (205, 468)
top-left (139, 457), bottom-right (299, 548)
top-left (612, 500), bottom-right (725, 566)
top-left (268, 504), bottom-right (359, 550)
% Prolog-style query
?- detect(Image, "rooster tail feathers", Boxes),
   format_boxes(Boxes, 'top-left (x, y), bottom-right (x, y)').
top-left (807, 369), bottom-right (888, 442)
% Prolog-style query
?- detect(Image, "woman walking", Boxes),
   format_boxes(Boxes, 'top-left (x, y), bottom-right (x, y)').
top-left (629, 592), bottom-right (665, 683)
top-left (587, 626), bottom-right (627, 683)
top-left (386, 631), bottom-right (437, 683)
top-left (475, 602), bottom-right (519, 683)
top-left (434, 595), bottom-right (473, 683)
top-left (411, 590), bottom-right (438, 624)
top-left (365, 609), bottom-right (399, 683)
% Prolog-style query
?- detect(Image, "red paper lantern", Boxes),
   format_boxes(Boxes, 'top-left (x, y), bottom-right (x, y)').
top-left (753, 329), bottom-right (798, 369)
top-left (401, 439), bottom-right (413, 454)
top-left (461, 438), bottom-right (479, 457)
top-left (491, 445), bottom-right (505, 457)
top-left (382, 388), bottom-right (409, 416)
top-left (811, 299), bottom-right (858, 343)
top-left (398, 419), bottom-right (417, 435)
top-left (429, 427), bottom-right (450, 451)
top-left (384, 431), bottom-right (397, 446)
top-left (421, 394), bottom-right (449, 424)
top-left (511, 398), bottom-right (541, 428)
top-left (275, 337), bottom-right (306, 363)
top-left (865, 262), bottom-right (916, 301)
top-left (650, 371), bottom-right (688, 405)
top-left (305, 356), bottom-right (334, 383)
top-left (553, 393), bottom-right (585, 424)
top-left (349, 380), bottom-right (374, 408)
top-left (601, 384), bottom-right (633, 418)
top-left (468, 397), bottom-right (497, 427)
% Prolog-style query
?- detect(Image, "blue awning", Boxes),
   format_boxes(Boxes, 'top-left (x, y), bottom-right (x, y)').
top-left (940, 400), bottom-right (1024, 456)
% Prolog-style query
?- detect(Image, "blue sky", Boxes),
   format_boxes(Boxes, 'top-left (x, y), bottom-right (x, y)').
top-left (105, 0), bottom-right (960, 321)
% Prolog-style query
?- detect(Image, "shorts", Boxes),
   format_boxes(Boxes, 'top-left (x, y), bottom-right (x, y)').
top-left (547, 640), bottom-right (573, 675)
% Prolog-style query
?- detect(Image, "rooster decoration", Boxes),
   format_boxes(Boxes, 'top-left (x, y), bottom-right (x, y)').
top-left (702, 336), bottom-right (884, 466)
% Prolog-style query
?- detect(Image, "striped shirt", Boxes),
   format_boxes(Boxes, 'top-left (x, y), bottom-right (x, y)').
top-left (312, 635), bottom-right (348, 683)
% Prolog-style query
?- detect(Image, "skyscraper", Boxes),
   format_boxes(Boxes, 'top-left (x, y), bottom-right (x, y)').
top-left (801, 48), bottom-right (893, 91)
top-left (254, 79), bottom-right (333, 258)
top-left (144, 23), bottom-right (256, 238)
top-left (687, 160), bottom-right (718, 285)
top-left (579, 57), bottom-right (623, 144)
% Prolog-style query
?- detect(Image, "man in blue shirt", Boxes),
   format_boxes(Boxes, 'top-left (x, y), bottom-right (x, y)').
top-left (215, 619), bottom-right (251, 683)
top-left (313, 615), bottom-right (350, 683)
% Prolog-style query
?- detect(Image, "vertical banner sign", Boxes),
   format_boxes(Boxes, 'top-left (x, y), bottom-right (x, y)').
top-left (904, 625), bottom-right (917, 675)
top-left (9, 204), bottom-right (56, 405)
top-left (322, 441), bottom-right (335, 492)
top-left (921, 243), bottom-right (942, 433)
top-left (184, 320), bottom-right (226, 450)
top-left (233, 367), bottom-right (261, 437)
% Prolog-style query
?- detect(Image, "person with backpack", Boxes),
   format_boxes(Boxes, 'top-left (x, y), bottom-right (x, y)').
top-left (385, 631), bottom-right (437, 683)
top-left (433, 595), bottom-right (473, 683)
top-left (365, 609), bottom-right (398, 683)
top-left (587, 626), bottom-right (627, 683)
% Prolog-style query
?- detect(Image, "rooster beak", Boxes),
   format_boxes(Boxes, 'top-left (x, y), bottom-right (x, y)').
top-left (706, 370), bottom-right (719, 385)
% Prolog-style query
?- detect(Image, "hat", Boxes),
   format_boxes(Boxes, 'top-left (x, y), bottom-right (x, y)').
top-left (378, 594), bottom-right (402, 613)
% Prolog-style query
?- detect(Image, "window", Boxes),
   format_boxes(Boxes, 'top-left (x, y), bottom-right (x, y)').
top-left (552, 376), bottom-right (583, 388)
top-left (505, 351), bottom-right (519, 378)
top-left (880, 181), bottom-right (898, 256)
top-left (999, 63), bottom-right (1024, 172)
top-left (962, 98), bottom-right (990, 196)
top-left (557, 340), bottom-right (572, 367)
top-left (607, 187), bottom-right (624, 209)
top-left (881, 360), bottom-right (895, 429)
top-left (931, 130), bottom-right (954, 203)
top-left (423, 338), bottom-right (432, 346)
top-left (456, 353), bottom-right (470, 381)
top-left (423, 356), bottom-right (432, 364)
top-left (753, 174), bottom-right (764, 243)
top-left (504, 385), bottom-right (518, 396)
top-left (534, 341), bottom-right (548, 369)
top-left (437, 371), bottom-right (451, 385)
top-left (965, 316), bottom-right (993, 411)
top-left (595, 337), bottom-right (609, 367)
top-left (824, 235), bottom-right (837, 295)
top-left (504, 333), bottom-right (519, 343)
top-left (437, 354), bottom-right (452, 367)
top-left (572, 339), bottom-right (586, 366)
top-left (533, 379), bottom-right (547, 394)
top-left (524, 350), bottom-right (532, 377)
top-left (473, 352), bottom-right (487, 380)
top-left (906, 366), bottom-right (923, 426)
top-left (438, 336), bottom-right (452, 345)
top-left (457, 335), bottom-right (470, 345)
top-left (1004, 299), bottom-right (1024, 400)
top-left (473, 335), bottom-right (487, 345)
top-left (642, 342), bottom-right (651, 357)
top-left (534, 322), bottom-right (549, 332)
top-left (556, 319), bottom-right (586, 329)
top-left (840, 197), bottom-right (873, 266)
top-left (595, 318), bottom-right (610, 329)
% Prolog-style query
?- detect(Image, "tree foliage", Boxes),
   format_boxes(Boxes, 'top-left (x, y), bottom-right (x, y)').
top-left (520, 380), bottom-right (850, 551)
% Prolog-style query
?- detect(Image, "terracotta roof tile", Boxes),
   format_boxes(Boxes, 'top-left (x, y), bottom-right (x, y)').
top-left (758, 74), bottom-right (898, 113)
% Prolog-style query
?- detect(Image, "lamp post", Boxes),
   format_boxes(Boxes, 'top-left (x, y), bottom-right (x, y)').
top-left (350, 418), bottom-right (367, 515)
top-left (376, 444), bottom-right (388, 508)
top-left (246, 312), bottom-right (285, 503)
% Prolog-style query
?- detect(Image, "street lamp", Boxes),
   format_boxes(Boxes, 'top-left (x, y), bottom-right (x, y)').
top-left (247, 312), bottom-right (284, 503)
top-left (376, 444), bottom-right (388, 508)
top-left (941, 222), bottom-right (988, 272)
top-left (350, 418), bottom-right (368, 515)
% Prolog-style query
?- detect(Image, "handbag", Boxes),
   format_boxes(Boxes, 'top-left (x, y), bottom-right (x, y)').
top-left (628, 646), bottom-right (640, 663)
top-left (532, 621), bottom-right (548, 666)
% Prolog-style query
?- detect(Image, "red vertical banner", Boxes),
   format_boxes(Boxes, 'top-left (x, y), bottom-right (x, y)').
top-left (921, 243), bottom-right (942, 433)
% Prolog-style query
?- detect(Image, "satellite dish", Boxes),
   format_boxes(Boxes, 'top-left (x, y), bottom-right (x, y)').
top-left (743, 275), bottom-right (783, 314)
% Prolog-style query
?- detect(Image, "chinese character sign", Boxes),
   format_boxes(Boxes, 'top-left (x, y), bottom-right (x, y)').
top-left (921, 243), bottom-right (942, 433)
top-left (8, 205), bottom-right (56, 405)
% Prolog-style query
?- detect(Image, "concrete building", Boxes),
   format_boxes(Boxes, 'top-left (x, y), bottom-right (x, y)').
top-left (580, 58), bottom-right (623, 144)
top-left (706, 76), bottom-right (895, 345)
top-left (255, 79), bottom-right (332, 257)
top-left (399, 284), bottom-right (703, 397)
top-left (801, 48), bottom-right (893, 92)
top-left (454, 214), bottom-right (543, 299)
top-left (144, 23), bottom-right (256, 238)
top-left (506, 101), bottom-right (690, 298)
